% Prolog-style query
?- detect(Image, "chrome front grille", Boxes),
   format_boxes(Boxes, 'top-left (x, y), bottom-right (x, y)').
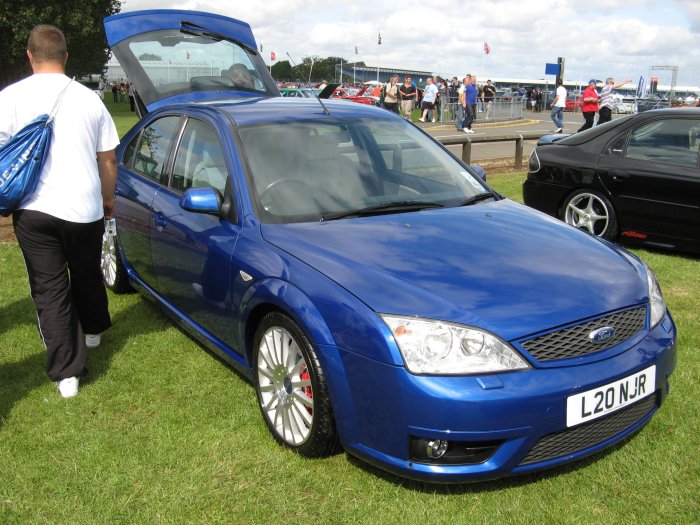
top-left (521, 307), bottom-right (646, 362)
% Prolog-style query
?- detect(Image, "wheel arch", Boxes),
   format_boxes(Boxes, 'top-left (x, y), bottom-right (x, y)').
top-left (240, 279), bottom-right (361, 447)
top-left (239, 278), bottom-right (336, 365)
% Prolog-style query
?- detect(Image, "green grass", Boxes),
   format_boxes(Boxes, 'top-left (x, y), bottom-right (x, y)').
top-left (1, 170), bottom-right (699, 521)
top-left (104, 97), bottom-right (139, 137)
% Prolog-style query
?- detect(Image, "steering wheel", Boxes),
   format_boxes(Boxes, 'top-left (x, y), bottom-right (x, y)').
top-left (259, 178), bottom-right (315, 211)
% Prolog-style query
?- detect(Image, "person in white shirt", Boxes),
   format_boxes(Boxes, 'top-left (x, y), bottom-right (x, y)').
top-left (550, 81), bottom-right (567, 133)
top-left (0, 25), bottom-right (120, 398)
top-left (418, 77), bottom-right (439, 123)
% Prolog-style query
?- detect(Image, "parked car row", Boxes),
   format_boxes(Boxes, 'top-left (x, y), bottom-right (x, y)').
top-left (102, 9), bottom-right (678, 484)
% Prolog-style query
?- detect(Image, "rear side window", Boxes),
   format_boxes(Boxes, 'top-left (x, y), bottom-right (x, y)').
top-left (626, 118), bottom-right (700, 168)
top-left (127, 116), bottom-right (181, 182)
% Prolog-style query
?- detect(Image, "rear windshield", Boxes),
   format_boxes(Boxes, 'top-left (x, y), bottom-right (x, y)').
top-left (112, 29), bottom-right (276, 105)
top-left (557, 115), bottom-right (634, 145)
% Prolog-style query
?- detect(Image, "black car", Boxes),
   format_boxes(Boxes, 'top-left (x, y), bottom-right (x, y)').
top-left (524, 108), bottom-right (700, 254)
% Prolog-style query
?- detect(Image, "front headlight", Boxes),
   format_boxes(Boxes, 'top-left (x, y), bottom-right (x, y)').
top-left (646, 266), bottom-right (666, 329)
top-left (381, 315), bottom-right (530, 375)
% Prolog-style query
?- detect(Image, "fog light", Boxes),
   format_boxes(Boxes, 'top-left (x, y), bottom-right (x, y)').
top-left (426, 439), bottom-right (449, 459)
top-left (410, 436), bottom-right (502, 465)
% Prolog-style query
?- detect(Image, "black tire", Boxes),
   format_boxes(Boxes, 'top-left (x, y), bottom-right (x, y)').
top-left (561, 189), bottom-right (618, 241)
top-left (101, 230), bottom-right (132, 293)
top-left (253, 312), bottom-right (340, 457)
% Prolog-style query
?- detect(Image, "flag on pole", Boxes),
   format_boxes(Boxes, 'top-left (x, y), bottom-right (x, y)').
top-left (259, 43), bottom-right (263, 53)
top-left (186, 51), bottom-right (190, 60)
top-left (483, 42), bottom-right (490, 55)
top-left (271, 51), bottom-right (276, 61)
top-left (378, 31), bottom-right (382, 45)
top-left (355, 45), bottom-right (358, 55)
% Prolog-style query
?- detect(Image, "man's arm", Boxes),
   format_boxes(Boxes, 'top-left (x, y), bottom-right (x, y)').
top-left (97, 149), bottom-right (118, 219)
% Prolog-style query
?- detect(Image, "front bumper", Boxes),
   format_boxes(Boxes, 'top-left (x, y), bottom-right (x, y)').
top-left (334, 314), bottom-right (677, 483)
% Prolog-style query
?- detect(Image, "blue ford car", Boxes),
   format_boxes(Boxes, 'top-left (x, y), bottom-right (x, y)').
top-left (102, 10), bottom-right (677, 482)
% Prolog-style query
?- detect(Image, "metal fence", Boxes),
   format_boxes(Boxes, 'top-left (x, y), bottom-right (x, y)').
top-left (435, 96), bottom-right (525, 124)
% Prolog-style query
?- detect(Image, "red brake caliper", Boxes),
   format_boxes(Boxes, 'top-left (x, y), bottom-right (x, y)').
top-left (300, 365), bottom-right (313, 415)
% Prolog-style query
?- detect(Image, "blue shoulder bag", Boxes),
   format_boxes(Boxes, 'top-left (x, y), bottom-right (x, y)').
top-left (0, 78), bottom-right (72, 216)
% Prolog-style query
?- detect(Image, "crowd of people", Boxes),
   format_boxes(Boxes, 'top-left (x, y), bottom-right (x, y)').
top-left (376, 74), bottom-right (507, 131)
top-left (110, 81), bottom-right (136, 111)
top-left (550, 77), bottom-right (632, 133)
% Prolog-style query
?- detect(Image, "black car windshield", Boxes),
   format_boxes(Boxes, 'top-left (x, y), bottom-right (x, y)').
top-left (238, 118), bottom-right (493, 223)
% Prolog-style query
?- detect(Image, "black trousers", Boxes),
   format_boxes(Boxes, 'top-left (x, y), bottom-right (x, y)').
top-left (13, 210), bottom-right (111, 381)
top-left (598, 106), bottom-right (612, 125)
top-left (463, 104), bottom-right (475, 129)
top-left (578, 111), bottom-right (596, 132)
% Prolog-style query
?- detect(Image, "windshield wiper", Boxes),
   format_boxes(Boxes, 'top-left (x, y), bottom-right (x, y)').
top-left (180, 21), bottom-right (257, 54)
top-left (458, 192), bottom-right (497, 206)
top-left (321, 200), bottom-right (445, 221)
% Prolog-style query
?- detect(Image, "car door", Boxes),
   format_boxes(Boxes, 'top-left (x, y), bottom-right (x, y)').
top-left (149, 115), bottom-right (241, 350)
top-left (116, 115), bottom-right (182, 286)
top-left (597, 116), bottom-right (700, 246)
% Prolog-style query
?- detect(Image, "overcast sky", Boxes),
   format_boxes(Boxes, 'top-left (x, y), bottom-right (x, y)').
top-left (118, 0), bottom-right (700, 88)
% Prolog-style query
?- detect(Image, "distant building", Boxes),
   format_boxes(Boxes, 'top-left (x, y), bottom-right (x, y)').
top-left (335, 62), bottom-right (433, 85)
top-left (106, 58), bottom-right (220, 86)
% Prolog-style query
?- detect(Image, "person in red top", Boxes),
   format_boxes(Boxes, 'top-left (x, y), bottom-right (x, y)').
top-left (578, 79), bottom-right (599, 132)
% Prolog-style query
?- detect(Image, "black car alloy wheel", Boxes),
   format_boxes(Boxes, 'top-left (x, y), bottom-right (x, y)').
top-left (562, 189), bottom-right (618, 240)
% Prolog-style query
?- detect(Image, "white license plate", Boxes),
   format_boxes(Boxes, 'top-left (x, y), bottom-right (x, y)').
top-left (566, 365), bottom-right (656, 428)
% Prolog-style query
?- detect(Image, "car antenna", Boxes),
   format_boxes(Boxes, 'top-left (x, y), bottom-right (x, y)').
top-left (313, 89), bottom-right (330, 115)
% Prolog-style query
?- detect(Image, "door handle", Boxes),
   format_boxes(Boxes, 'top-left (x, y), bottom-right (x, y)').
top-left (610, 170), bottom-right (630, 181)
top-left (154, 212), bottom-right (167, 231)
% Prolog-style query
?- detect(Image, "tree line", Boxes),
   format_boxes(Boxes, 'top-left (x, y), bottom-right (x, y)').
top-left (0, 0), bottom-right (120, 90)
top-left (272, 56), bottom-right (352, 84)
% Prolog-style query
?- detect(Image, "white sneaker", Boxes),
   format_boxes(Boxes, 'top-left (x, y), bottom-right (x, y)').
top-left (432, 119), bottom-right (436, 123)
top-left (418, 117), bottom-right (425, 122)
top-left (56, 377), bottom-right (79, 398)
top-left (85, 334), bottom-right (101, 348)
top-left (463, 128), bottom-right (470, 133)
top-left (467, 129), bottom-right (475, 134)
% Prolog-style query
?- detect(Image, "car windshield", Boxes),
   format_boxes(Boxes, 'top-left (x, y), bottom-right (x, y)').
top-left (238, 118), bottom-right (493, 223)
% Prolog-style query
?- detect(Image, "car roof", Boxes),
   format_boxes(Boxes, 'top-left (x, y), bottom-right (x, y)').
top-left (157, 96), bottom-right (392, 126)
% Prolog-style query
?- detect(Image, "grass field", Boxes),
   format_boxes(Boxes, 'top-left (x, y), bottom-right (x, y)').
top-left (0, 108), bottom-right (698, 523)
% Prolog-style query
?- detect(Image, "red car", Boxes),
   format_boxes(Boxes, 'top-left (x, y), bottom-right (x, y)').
top-left (565, 95), bottom-right (583, 111)
top-left (329, 82), bottom-right (379, 106)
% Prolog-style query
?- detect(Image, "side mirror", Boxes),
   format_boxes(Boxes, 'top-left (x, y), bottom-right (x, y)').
top-left (179, 187), bottom-right (223, 215)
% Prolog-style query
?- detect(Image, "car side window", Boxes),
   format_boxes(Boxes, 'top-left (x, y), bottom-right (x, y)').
top-left (129, 116), bottom-right (181, 183)
top-left (171, 118), bottom-right (228, 195)
top-left (607, 135), bottom-right (626, 157)
top-left (626, 119), bottom-right (700, 168)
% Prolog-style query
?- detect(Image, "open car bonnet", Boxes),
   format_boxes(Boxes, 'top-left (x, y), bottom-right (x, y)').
top-left (104, 10), bottom-right (279, 113)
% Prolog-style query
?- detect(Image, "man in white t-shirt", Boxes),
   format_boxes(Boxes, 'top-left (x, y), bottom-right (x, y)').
top-left (0, 25), bottom-right (120, 398)
top-left (550, 81), bottom-right (567, 133)
top-left (418, 77), bottom-right (439, 123)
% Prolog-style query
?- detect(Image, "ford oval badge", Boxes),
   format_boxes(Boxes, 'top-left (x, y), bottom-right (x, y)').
top-left (589, 326), bottom-right (616, 344)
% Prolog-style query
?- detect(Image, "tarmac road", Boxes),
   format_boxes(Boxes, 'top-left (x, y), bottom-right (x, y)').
top-left (420, 109), bottom-right (610, 163)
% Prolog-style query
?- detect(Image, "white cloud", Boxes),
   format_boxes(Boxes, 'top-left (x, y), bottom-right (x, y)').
top-left (116, 0), bottom-right (700, 87)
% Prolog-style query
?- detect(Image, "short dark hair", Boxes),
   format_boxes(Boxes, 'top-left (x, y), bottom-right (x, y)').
top-left (28, 25), bottom-right (67, 64)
